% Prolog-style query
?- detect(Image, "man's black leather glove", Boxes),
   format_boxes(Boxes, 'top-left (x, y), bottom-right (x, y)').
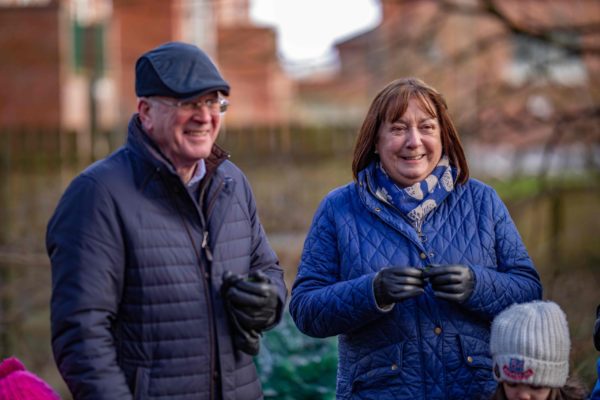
top-left (224, 270), bottom-right (279, 331)
top-left (423, 264), bottom-right (474, 303)
top-left (373, 266), bottom-right (425, 308)
top-left (594, 304), bottom-right (600, 351)
top-left (222, 270), bottom-right (279, 356)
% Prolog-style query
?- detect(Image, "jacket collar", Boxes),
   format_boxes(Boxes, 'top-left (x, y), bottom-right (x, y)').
top-left (357, 164), bottom-right (425, 248)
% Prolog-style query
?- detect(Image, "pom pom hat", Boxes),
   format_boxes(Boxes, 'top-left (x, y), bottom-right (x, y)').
top-left (490, 301), bottom-right (570, 388)
top-left (0, 357), bottom-right (61, 399)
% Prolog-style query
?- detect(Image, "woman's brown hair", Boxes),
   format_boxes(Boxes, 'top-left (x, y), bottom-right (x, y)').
top-left (351, 77), bottom-right (469, 184)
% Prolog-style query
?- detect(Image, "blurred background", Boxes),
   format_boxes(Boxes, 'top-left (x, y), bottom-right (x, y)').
top-left (0, 0), bottom-right (598, 398)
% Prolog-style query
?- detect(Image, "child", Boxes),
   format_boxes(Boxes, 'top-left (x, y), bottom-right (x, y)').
top-left (489, 300), bottom-right (588, 400)
top-left (0, 357), bottom-right (61, 400)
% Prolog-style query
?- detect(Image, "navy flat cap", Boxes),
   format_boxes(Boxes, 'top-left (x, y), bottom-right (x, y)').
top-left (135, 42), bottom-right (230, 99)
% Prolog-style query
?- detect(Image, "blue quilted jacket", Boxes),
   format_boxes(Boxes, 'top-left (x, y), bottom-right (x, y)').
top-left (591, 358), bottom-right (600, 399)
top-left (289, 165), bottom-right (541, 400)
top-left (47, 116), bottom-right (286, 399)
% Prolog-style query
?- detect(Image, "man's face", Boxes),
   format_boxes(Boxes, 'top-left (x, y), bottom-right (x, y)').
top-left (139, 91), bottom-right (223, 173)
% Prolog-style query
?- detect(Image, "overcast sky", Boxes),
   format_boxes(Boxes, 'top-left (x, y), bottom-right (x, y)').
top-left (250, 0), bottom-right (381, 66)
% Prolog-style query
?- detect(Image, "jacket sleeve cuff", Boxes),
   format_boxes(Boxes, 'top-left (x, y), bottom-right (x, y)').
top-left (371, 276), bottom-right (394, 313)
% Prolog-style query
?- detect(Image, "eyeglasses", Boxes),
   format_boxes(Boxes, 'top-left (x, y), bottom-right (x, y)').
top-left (150, 96), bottom-right (229, 114)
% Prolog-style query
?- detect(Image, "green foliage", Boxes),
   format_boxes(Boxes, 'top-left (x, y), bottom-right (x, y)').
top-left (488, 174), bottom-right (596, 201)
top-left (255, 307), bottom-right (338, 400)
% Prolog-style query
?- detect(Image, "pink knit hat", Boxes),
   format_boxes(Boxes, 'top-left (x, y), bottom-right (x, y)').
top-left (0, 357), bottom-right (61, 400)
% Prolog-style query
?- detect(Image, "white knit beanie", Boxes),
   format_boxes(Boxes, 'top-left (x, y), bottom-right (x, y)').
top-left (490, 300), bottom-right (570, 388)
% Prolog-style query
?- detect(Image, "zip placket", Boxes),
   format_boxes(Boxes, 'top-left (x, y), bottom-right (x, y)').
top-left (168, 174), bottom-right (226, 400)
top-left (196, 178), bottom-right (226, 400)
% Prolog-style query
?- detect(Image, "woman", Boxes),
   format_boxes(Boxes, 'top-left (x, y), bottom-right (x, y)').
top-left (289, 77), bottom-right (542, 399)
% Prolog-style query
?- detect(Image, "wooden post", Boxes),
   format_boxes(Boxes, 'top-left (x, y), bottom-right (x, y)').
top-left (0, 129), bottom-right (11, 357)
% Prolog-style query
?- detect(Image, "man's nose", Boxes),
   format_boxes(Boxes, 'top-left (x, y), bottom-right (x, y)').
top-left (191, 105), bottom-right (212, 121)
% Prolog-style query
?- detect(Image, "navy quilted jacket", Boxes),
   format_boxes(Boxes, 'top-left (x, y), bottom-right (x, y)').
top-left (289, 165), bottom-right (541, 400)
top-left (47, 116), bottom-right (286, 399)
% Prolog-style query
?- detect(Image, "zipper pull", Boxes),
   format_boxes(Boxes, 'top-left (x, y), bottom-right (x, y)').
top-left (202, 231), bottom-right (213, 261)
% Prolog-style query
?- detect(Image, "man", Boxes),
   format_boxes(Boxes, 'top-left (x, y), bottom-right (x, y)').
top-left (47, 42), bottom-right (287, 400)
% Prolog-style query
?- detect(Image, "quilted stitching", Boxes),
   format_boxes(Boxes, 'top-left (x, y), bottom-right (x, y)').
top-left (290, 171), bottom-right (542, 400)
top-left (47, 121), bottom-right (282, 399)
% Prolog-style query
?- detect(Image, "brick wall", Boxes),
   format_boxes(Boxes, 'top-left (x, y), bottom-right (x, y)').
top-left (112, 0), bottom-right (180, 125)
top-left (0, 3), bottom-right (61, 128)
top-left (218, 25), bottom-right (294, 127)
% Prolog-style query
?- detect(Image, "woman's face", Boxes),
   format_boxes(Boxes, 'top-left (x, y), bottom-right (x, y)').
top-left (502, 382), bottom-right (552, 400)
top-left (375, 97), bottom-right (442, 187)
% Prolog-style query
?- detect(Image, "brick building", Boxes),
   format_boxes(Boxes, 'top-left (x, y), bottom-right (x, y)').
top-left (297, 0), bottom-right (600, 149)
top-left (0, 0), bottom-right (296, 158)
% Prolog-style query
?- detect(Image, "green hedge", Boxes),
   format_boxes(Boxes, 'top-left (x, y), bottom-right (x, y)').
top-left (255, 307), bottom-right (338, 399)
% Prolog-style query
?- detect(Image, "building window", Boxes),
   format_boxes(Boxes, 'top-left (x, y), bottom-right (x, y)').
top-left (504, 32), bottom-right (588, 86)
top-left (72, 21), bottom-right (105, 75)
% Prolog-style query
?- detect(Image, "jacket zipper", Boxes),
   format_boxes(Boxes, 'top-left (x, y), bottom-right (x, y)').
top-left (196, 175), bottom-right (229, 400)
top-left (166, 176), bottom-right (220, 400)
top-left (199, 178), bottom-right (226, 263)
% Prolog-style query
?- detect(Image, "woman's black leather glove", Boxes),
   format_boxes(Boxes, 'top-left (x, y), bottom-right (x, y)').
top-left (423, 264), bottom-right (474, 303)
top-left (373, 266), bottom-right (425, 308)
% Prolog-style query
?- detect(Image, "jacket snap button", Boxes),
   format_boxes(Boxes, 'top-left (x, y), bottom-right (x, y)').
top-left (434, 327), bottom-right (442, 335)
top-left (374, 207), bottom-right (381, 212)
top-left (420, 252), bottom-right (427, 260)
top-left (467, 356), bottom-right (473, 363)
top-left (391, 364), bottom-right (398, 370)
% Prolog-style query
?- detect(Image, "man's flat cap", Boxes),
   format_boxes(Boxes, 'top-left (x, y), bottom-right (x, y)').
top-left (135, 41), bottom-right (230, 99)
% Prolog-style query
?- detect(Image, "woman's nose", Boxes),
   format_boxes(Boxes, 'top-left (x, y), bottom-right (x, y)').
top-left (404, 127), bottom-right (422, 147)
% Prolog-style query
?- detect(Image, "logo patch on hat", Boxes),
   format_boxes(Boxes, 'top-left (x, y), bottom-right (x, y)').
top-left (502, 358), bottom-right (534, 380)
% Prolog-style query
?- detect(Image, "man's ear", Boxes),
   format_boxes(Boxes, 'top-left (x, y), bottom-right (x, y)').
top-left (137, 98), bottom-right (153, 132)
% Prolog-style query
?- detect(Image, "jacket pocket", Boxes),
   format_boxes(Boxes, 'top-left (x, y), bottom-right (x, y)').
top-left (133, 367), bottom-right (150, 400)
top-left (351, 342), bottom-right (404, 393)
top-left (457, 334), bottom-right (492, 371)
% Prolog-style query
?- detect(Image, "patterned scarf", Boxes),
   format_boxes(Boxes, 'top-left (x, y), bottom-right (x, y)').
top-left (371, 155), bottom-right (457, 232)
